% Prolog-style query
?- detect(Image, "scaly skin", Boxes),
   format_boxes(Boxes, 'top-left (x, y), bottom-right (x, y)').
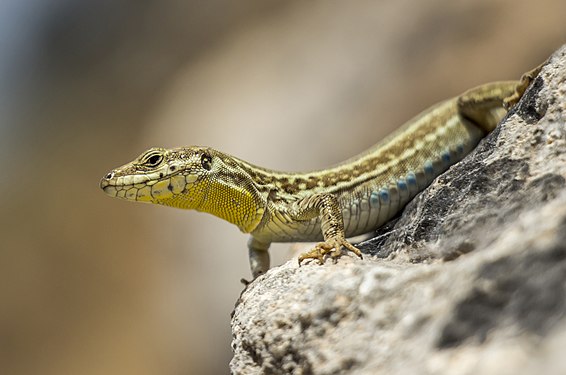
top-left (101, 66), bottom-right (540, 278)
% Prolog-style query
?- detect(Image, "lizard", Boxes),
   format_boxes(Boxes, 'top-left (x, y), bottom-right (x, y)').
top-left (100, 65), bottom-right (541, 278)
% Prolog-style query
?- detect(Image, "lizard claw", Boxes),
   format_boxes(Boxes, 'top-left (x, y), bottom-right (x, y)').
top-left (298, 237), bottom-right (363, 266)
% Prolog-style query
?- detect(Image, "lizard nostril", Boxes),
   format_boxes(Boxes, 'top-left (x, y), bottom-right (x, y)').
top-left (105, 172), bottom-right (114, 179)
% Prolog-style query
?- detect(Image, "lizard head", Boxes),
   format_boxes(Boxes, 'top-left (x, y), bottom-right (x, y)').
top-left (100, 146), bottom-right (266, 232)
top-left (101, 146), bottom-right (209, 208)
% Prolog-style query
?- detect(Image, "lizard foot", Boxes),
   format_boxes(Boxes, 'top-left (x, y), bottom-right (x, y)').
top-left (298, 237), bottom-right (363, 266)
top-left (504, 63), bottom-right (543, 109)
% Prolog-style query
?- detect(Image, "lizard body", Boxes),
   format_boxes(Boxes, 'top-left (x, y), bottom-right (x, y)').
top-left (101, 68), bottom-right (539, 277)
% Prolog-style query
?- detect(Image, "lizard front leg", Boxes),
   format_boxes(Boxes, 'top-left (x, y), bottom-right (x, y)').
top-left (291, 193), bottom-right (363, 265)
top-left (247, 237), bottom-right (271, 278)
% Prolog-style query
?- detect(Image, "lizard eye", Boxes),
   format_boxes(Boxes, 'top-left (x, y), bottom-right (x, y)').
top-left (143, 153), bottom-right (163, 167)
top-left (201, 154), bottom-right (212, 171)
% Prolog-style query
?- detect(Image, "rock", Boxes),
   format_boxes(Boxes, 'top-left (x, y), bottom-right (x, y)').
top-left (230, 45), bottom-right (566, 375)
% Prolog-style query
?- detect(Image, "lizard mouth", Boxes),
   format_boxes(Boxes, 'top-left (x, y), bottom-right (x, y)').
top-left (100, 170), bottom-right (196, 203)
top-left (100, 171), bottom-right (155, 199)
top-left (100, 169), bottom-right (174, 187)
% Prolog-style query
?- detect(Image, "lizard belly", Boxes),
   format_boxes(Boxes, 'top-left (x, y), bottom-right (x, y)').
top-left (341, 126), bottom-right (484, 237)
top-left (252, 214), bottom-right (324, 243)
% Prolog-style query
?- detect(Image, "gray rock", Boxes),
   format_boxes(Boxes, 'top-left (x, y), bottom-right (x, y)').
top-left (230, 45), bottom-right (566, 375)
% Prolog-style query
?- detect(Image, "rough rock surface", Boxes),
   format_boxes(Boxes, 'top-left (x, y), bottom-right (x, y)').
top-left (230, 45), bottom-right (566, 375)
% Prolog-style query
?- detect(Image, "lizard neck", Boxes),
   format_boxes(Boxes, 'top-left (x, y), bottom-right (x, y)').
top-left (193, 175), bottom-right (267, 233)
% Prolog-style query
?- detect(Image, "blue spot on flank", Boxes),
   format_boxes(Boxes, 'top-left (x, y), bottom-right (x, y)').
top-left (397, 179), bottom-right (408, 191)
top-left (442, 151), bottom-right (451, 164)
top-left (457, 144), bottom-right (465, 154)
top-left (424, 160), bottom-right (434, 175)
top-left (370, 191), bottom-right (380, 208)
top-left (379, 189), bottom-right (390, 203)
top-left (407, 172), bottom-right (417, 186)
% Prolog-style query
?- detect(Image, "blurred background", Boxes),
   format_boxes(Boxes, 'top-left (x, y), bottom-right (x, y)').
top-left (0, 0), bottom-right (563, 374)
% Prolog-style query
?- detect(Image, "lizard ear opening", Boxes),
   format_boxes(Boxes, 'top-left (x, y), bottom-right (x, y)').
top-left (201, 153), bottom-right (212, 171)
